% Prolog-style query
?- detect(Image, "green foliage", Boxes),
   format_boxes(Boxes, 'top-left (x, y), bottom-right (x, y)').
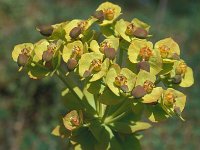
top-left (10, 1), bottom-right (195, 150)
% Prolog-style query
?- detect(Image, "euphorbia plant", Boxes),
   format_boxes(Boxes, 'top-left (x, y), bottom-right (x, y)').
top-left (12, 2), bottom-right (194, 150)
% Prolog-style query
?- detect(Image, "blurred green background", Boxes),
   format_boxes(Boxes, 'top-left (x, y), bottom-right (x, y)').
top-left (0, 0), bottom-right (200, 149)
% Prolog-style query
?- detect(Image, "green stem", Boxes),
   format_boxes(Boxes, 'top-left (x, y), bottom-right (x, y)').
top-left (56, 68), bottom-right (84, 102)
top-left (101, 105), bottom-right (110, 123)
top-left (98, 102), bottom-right (103, 118)
top-left (118, 48), bottom-right (124, 67)
top-left (104, 99), bottom-right (130, 124)
top-left (107, 111), bottom-right (128, 124)
top-left (155, 75), bottom-right (161, 85)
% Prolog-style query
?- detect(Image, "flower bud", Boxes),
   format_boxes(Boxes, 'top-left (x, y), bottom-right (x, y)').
top-left (67, 58), bottom-right (78, 71)
top-left (42, 50), bottom-right (54, 62)
top-left (131, 85), bottom-right (147, 99)
top-left (91, 59), bottom-right (102, 72)
top-left (159, 45), bottom-right (170, 58)
top-left (104, 47), bottom-right (116, 60)
top-left (163, 92), bottom-right (175, 106)
top-left (125, 24), bottom-right (135, 36)
top-left (17, 54), bottom-right (29, 67)
top-left (69, 27), bottom-right (81, 39)
top-left (133, 27), bottom-right (148, 39)
top-left (137, 61), bottom-right (150, 72)
top-left (93, 10), bottom-right (104, 22)
top-left (37, 25), bottom-right (54, 37)
top-left (139, 46), bottom-right (153, 61)
top-left (143, 80), bottom-right (155, 93)
top-left (63, 110), bottom-right (82, 131)
top-left (114, 75), bottom-right (127, 87)
top-left (175, 62), bottom-right (187, 75)
top-left (172, 75), bottom-right (182, 84)
top-left (99, 41), bottom-right (110, 53)
top-left (104, 8), bottom-right (115, 20)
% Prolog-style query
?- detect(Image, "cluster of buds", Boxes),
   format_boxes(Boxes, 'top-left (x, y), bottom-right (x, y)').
top-left (139, 46), bottom-right (153, 61)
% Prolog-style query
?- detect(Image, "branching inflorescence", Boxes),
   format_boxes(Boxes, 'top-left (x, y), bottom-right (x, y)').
top-left (12, 2), bottom-right (194, 150)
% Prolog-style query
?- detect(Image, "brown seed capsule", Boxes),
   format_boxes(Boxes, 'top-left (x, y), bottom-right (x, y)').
top-left (67, 58), bottom-right (78, 71)
top-left (172, 75), bottom-right (182, 84)
top-left (131, 85), bottom-right (147, 99)
top-left (69, 27), bottom-right (81, 39)
top-left (17, 54), bottom-right (29, 67)
top-left (93, 10), bottom-right (105, 22)
top-left (42, 50), bottom-right (54, 62)
top-left (104, 47), bottom-right (116, 60)
top-left (83, 70), bottom-right (91, 78)
top-left (137, 61), bottom-right (150, 72)
top-left (37, 25), bottom-right (54, 37)
top-left (133, 27), bottom-right (148, 39)
top-left (120, 85), bottom-right (129, 93)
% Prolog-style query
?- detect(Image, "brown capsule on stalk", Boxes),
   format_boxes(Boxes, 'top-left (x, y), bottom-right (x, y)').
top-left (131, 85), bottom-right (147, 99)
top-left (174, 106), bottom-right (181, 116)
top-left (69, 27), bottom-right (81, 39)
top-left (171, 53), bottom-right (180, 60)
top-left (42, 50), bottom-right (54, 62)
top-left (17, 54), bottom-right (29, 67)
top-left (67, 58), bottom-right (78, 71)
top-left (83, 70), bottom-right (91, 78)
top-left (104, 47), bottom-right (116, 60)
top-left (172, 75), bottom-right (182, 84)
top-left (133, 27), bottom-right (148, 39)
top-left (93, 10), bottom-right (104, 22)
top-left (120, 85), bottom-right (129, 93)
top-left (45, 61), bottom-right (53, 70)
top-left (37, 25), bottom-right (54, 37)
top-left (137, 61), bottom-right (150, 72)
